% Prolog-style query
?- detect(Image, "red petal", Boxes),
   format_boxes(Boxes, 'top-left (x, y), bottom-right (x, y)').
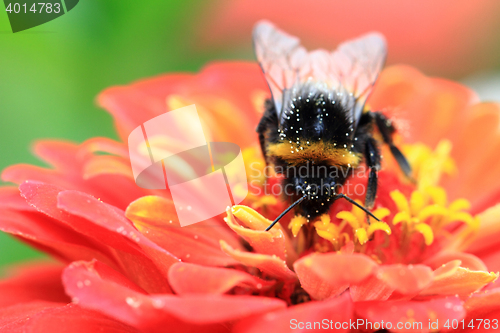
top-left (475, 252), bottom-right (500, 278)
top-left (2, 141), bottom-right (84, 187)
top-left (168, 262), bottom-right (274, 295)
top-left (2, 140), bottom-right (147, 211)
top-left (294, 253), bottom-right (377, 300)
top-left (0, 207), bottom-right (115, 266)
top-left (74, 260), bottom-right (147, 294)
top-left (225, 206), bottom-right (288, 261)
top-left (3, 163), bottom-right (148, 211)
top-left (0, 301), bottom-right (60, 328)
top-left (63, 261), bottom-right (286, 332)
top-left (377, 264), bottom-right (433, 295)
top-left (58, 190), bottom-right (179, 280)
top-left (78, 137), bottom-right (129, 158)
top-left (445, 103), bottom-right (500, 203)
top-left (155, 295), bottom-right (286, 325)
top-left (465, 204), bottom-right (500, 271)
top-left (83, 173), bottom-right (152, 211)
top-left (20, 181), bottom-right (173, 293)
top-left (350, 275), bottom-right (394, 301)
top-left (356, 296), bottom-right (466, 332)
top-left (98, 73), bottom-right (191, 142)
top-left (56, 190), bottom-right (153, 255)
top-left (464, 289), bottom-right (500, 325)
top-left (420, 265), bottom-right (497, 299)
top-left (98, 62), bottom-right (264, 149)
top-left (126, 195), bottom-right (243, 266)
top-left (32, 140), bottom-right (84, 170)
top-left (471, 186), bottom-right (500, 216)
top-left (424, 251), bottom-right (488, 271)
top-left (369, 66), bottom-right (500, 206)
top-left (370, 66), bottom-right (476, 147)
top-left (82, 155), bottom-right (133, 180)
top-left (0, 263), bottom-right (69, 308)
top-left (0, 301), bottom-right (140, 333)
top-left (0, 187), bottom-right (35, 211)
top-left (233, 292), bottom-right (353, 333)
top-left (220, 241), bottom-right (296, 281)
top-left (2, 164), bottom-right (71, 188)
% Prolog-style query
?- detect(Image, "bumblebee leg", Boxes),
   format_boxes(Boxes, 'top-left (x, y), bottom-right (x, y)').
top-left (364, 137), bottom-right (381, 210)
top-left (373, 112), bottom-right (412, 178)
top-left (257, 116), bottom-right (269, 163)
top-left (256, 99), bottom-right (279, 164)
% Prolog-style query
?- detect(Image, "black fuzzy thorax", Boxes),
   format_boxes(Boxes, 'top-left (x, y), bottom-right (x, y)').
top-left (279, 87), bottom-right (354, 147)
top-left (257, 85), bottom-right (376, 219)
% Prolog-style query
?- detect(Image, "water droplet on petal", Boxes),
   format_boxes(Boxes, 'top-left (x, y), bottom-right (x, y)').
top-left (152, 299), bottom-right (164, 309)
top-left (126, 296), bottom-right (142, 308)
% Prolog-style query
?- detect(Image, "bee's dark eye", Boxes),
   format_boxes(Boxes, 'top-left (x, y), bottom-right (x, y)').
top-left (312, 124), bottom-right (324, 137)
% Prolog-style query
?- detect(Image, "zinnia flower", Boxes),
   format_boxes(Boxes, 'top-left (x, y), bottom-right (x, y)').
top-left (1, 61), bottom-right (500, 332)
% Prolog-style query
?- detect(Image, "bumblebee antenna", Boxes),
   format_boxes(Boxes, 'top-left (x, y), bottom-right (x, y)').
top-left (265, 193), bottom-right (380, 232)
top-left (265, 194), bottom-right (307, 231)
top-left (334, 193), bottom-right (380, 222)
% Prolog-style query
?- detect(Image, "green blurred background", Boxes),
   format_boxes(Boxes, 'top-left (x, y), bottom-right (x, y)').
top-left (1, 0), bottom-right (500, 268)
top-left (0, 0), bottom-right (225, 267)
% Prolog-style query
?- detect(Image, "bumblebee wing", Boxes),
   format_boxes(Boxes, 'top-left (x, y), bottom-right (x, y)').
top-left (253, 22), bottom-right (386, 131)
top-left (328, 33), bottom-right (387, 128)
top-left (253, 21), bottom-right (308, 123)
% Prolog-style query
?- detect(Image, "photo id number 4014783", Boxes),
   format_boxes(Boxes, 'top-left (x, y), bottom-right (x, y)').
top-left (6, 2), bottom-right (61, 14)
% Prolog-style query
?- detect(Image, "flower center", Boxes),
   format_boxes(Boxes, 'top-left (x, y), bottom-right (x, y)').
top-left (240, 140), bottom-right (478, 264)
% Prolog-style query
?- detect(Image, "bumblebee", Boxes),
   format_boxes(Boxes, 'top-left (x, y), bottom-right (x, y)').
top-left (253, 21), bottom-right (412, 230)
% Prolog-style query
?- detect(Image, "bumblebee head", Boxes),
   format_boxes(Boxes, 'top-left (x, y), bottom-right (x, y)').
top-left (265, 164), bottom-right (380, 231)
